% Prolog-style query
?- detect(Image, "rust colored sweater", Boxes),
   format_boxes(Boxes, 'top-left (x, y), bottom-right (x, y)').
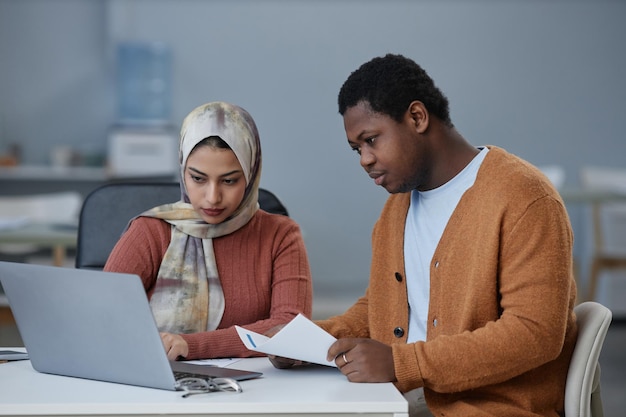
top-left (104, 209), bottom-right (312, 360)
top-left (316, 147), bottom-right (578, 416)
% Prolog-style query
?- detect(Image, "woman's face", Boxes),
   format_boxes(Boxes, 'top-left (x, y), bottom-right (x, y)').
top-left (184, 145), bottom-right (247, 224)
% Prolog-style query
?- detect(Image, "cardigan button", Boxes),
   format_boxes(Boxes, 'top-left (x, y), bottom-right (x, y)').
top-left (433, 318), bottom-right (438, 327)
top-left (434, 261), bottom-right (440, 268)
top-left (394, 272), bottom-right (403, 282)
top-left (393, 327), bottom-right (405, 338)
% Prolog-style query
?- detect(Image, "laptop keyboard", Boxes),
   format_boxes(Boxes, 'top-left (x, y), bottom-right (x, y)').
top-left (174, 370), bottom-right (214, 380)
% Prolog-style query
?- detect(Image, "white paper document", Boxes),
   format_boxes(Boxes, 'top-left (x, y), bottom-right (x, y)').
top-left (184, 358), bottom-right (244, 367)
top-left (0, 349), bottom-right (29, 361)
top-left (235, 314), bottom-right (337, 367)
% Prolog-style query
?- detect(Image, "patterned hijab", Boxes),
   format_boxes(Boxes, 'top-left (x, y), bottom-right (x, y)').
top-left (141, 102), bottom-right (261, 334)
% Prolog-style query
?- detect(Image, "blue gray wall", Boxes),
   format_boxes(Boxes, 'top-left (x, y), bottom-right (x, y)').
top-left (1, 0), bottom-right (625, 305)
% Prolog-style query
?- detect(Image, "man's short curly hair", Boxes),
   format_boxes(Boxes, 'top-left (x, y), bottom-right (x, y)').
top-left (338, 54), bottom-right (452, 127)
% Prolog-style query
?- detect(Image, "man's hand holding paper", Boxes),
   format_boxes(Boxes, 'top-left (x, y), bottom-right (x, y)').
top-left (235, 314), bottom-right (337, 367)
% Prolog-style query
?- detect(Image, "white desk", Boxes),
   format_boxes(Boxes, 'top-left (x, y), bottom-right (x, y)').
top-left (0, 356), bottom-right (408, 417)
top-left (0, 222), bottom-right (77, 267)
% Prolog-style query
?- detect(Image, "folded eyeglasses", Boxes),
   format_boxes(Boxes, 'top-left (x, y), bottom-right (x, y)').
top-left (176, 376), bottom-right (243, 398)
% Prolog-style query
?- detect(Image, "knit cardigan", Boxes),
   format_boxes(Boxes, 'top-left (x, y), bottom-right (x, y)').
top-left (316, 146), bottom-right (578, 417)
top-left (104, 209), bottom-right (313, 360)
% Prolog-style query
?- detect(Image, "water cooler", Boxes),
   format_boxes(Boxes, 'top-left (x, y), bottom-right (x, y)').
top-left (107, 41), bottom-right (177, 179)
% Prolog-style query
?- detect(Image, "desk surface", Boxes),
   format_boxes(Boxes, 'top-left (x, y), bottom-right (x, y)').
top-left (0, 222), bottom-right (77, 247)
top-left (0, 355), bottom-right (408, 417)
top-left (0, 223), bottom-right (77, 267)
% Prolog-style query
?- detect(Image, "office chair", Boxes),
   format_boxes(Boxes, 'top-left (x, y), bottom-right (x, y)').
top-left (75, 182), bottom-right (288, 270)
top-left (564, 301), bottom-right (612, 417)
top-left (579, 166), bottom-right (626, 301)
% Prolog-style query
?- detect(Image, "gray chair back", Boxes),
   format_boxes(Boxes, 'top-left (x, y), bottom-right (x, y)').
top-left (75, 182), bottom-right (288, 270)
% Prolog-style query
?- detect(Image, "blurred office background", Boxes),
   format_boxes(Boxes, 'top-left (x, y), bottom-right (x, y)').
top-left (1, 0), bottom-right (626, 313)
top-left (1, 2), bottom-right (626, 414)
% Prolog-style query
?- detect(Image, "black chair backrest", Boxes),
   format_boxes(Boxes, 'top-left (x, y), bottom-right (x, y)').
top-left (75, 182), bottom-right (288, 270)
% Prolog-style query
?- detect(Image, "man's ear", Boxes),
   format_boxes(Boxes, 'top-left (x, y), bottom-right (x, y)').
top-left (407, 101), bottom-right (429, 134)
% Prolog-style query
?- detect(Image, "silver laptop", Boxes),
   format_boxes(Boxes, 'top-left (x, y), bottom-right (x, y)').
top-left (0, 261), bottom-right (262, 390)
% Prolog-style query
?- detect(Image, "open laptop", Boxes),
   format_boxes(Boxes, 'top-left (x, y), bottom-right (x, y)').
top-left (0, 261), bottom-right (262, 390)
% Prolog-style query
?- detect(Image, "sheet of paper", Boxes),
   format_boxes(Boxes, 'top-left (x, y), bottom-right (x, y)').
top-left (184, 358), bottom-right (244, 367)
top-left (235, 314), bottom-right (337, 367)
top-left (0, 349), bottom-right (29, 361)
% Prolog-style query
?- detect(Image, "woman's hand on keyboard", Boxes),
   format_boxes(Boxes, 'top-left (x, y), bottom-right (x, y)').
top-left (160, 332), bottom-right (189, 360)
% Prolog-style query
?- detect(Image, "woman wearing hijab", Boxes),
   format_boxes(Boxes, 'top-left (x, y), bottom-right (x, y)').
top-left (104, 102), bottom-right (312, 361)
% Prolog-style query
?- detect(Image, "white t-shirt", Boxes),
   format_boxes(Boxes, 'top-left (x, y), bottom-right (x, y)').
top-left (404, 147), bottom-right (488, 343)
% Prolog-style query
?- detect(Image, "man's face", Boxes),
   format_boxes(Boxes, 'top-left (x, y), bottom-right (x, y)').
top-left (343, 101), bottom-right (429, 194)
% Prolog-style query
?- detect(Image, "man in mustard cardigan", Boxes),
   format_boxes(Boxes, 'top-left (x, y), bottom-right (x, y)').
top-left (274, 54), bottom-right (578, 416)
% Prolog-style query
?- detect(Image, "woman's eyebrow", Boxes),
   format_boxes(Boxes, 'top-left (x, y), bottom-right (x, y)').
top-left (187, 166), bottom-right (242, 178)
top-left (187, 166), bottom-right (206, 176)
